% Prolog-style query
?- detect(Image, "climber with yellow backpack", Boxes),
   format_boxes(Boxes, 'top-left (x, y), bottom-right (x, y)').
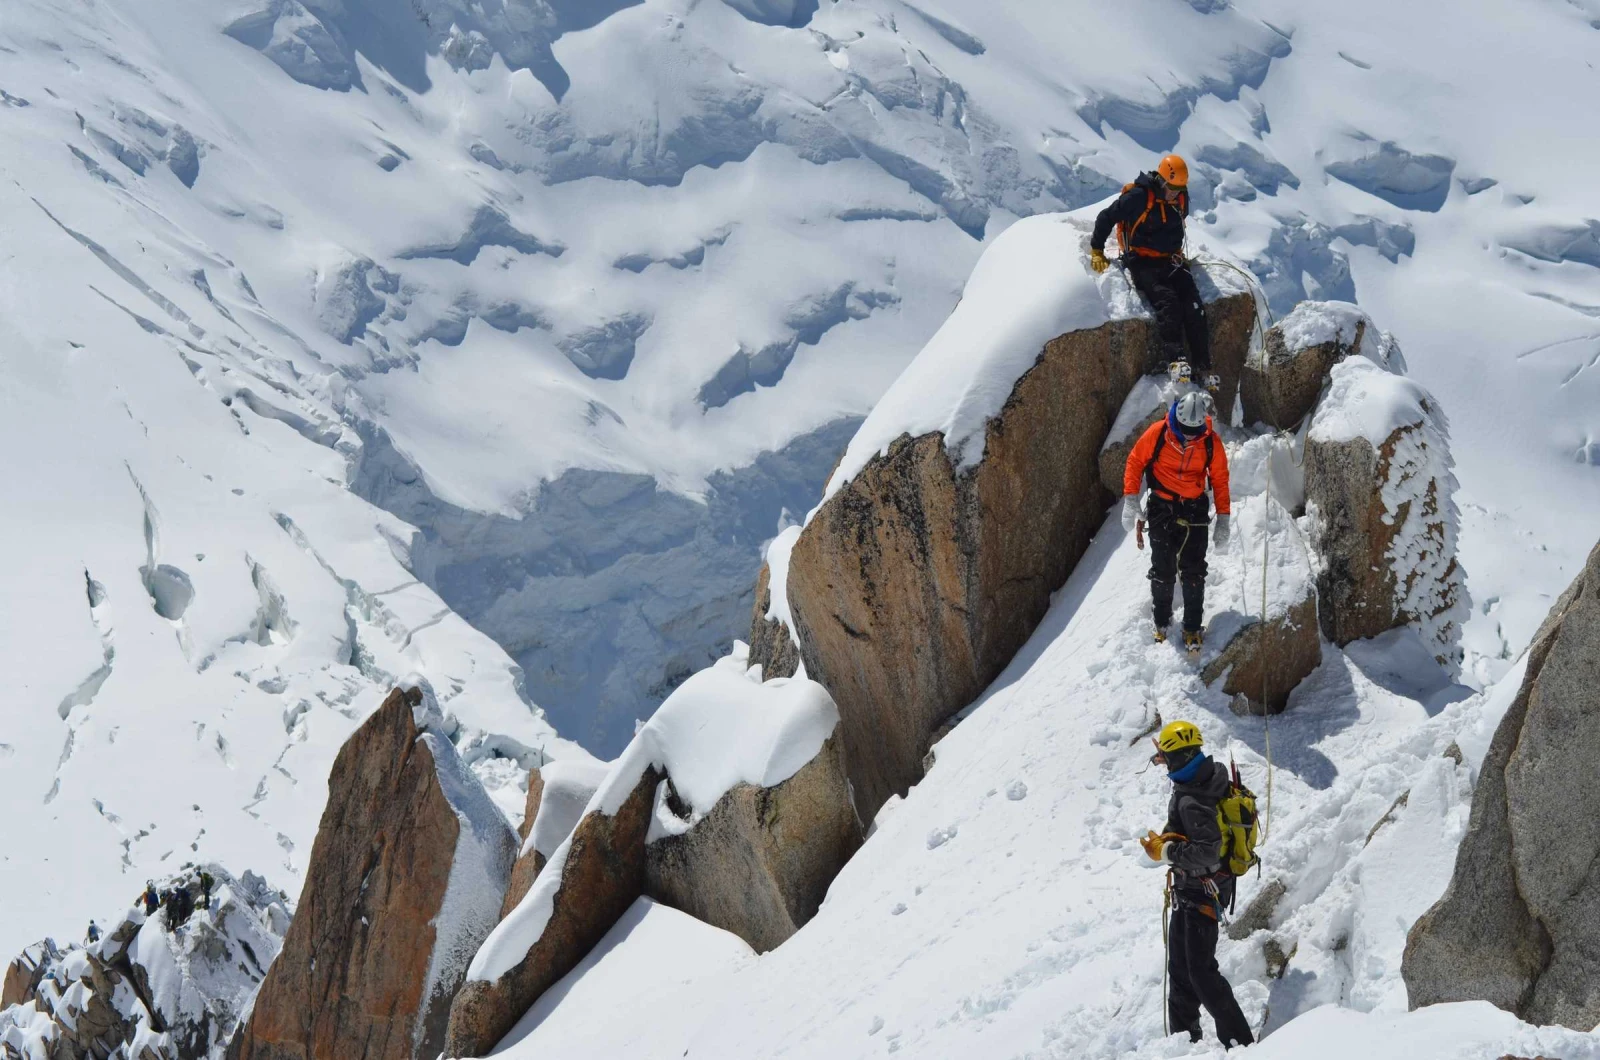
top-left (1088, 154), bottom-right (1218, 391)
top-left (1138, 719), bottom-right (1256, 1049)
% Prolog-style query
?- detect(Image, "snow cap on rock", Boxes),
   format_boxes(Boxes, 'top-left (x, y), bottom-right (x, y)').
top-left (468, 649), bottom-right (839, 983)
top-left (399, 672), bottom-right (445, 731)
top-left (819, 209), bottom-right (1253, 507)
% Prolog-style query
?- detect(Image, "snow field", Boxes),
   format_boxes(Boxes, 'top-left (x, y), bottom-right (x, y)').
top-left (0, 93), bottom-right (581, 961)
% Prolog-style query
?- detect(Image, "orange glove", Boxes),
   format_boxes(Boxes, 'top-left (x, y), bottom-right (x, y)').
top-left (1139, 831), bottom-right (1185, 863)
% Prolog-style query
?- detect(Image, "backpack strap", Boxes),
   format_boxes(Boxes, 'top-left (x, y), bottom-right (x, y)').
top-left (1144, 425), bottom-right (1215, 500)
top-left (1143, 426), bottom-right (1170, 497)
top-left (1116, 185), bottom-right (1157, 257)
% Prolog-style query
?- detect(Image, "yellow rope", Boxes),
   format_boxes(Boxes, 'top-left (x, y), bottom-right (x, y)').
top-left (1260, 466), bottom-right (1275, 842)
top-left (1192, 255), bottom-right (1278, 841)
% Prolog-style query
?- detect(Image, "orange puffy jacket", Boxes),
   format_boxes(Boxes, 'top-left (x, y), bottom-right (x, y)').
top-left (1123, 417), bottom-right (1231, 514)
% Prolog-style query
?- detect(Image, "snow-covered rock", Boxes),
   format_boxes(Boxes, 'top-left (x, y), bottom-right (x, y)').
top-left (447, 651), bottom-right (846, 1056)
top-left (1241, 300), bottom-right (1405, 429)
top-left (1097, 376), bottom-right (1174, 498)
top-left (1204, 595), bottom-right (1322, 715)
top-left (1306, 356), bottom-right (1468, 668)
top-left (444, 767), bottom-right (662, 1059)
top-left (1197, 432), bottom-right (1322, 712)
top-left (747, 525), bottom-right (805, 680)
top-left (229, 682), bottom-right (517, 1060)
top-left (0, 866), bottom-right (290, 1060)
top-left (500, 769), bottom-right (547, 923)
top-left (498, 758), bottom-right (610, 922)
top-left (645, 728), bottom-right (859, 953)
top-left (785, 213), bottom-right (1258, 816)
top-left (1403, 537), bottom-right (1600, 1030)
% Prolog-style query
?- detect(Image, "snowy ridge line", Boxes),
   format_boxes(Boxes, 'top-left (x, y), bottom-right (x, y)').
top-left (817, 210), bottom-right (1254, 510)
top-left (469, 649), bottom-right (838, 984)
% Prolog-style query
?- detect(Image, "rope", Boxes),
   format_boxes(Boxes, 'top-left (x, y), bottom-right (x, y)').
top-left (1260, 463), bottom-right (1275, 842)
top-left (1190, 254), bottom-right (1280, 840)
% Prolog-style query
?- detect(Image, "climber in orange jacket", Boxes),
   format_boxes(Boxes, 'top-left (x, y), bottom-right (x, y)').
top-left (1121, 392), bottom-right (1231, 652)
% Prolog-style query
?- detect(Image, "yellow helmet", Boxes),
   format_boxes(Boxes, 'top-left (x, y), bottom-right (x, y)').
top-left (1156, 720), bottom-right (1203, 753)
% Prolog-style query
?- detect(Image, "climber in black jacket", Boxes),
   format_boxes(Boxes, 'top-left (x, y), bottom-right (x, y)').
top-left (1089, 154), bottom-right (1214, 383)
top-left (1140, 720), bottom-right (1254, 1049)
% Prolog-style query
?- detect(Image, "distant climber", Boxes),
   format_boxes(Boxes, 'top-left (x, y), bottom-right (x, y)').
top-left (199, 870), bottom-right (215, 910)
top-left (1088, 154), bottom-right (1217, 389)
top-left (86, 921), bottom-right (100, 944)
top-left (141, 883), bottom-right (160, 916)
top-left (1140, 721), bottom-right (1255, 1050)
top-left (166, 886), bottom-right (195, 929)
top-left (1121, 392), bottom-right (1231, 653)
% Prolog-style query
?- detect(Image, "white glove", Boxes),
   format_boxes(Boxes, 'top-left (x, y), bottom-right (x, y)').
top-left (1213, 513), bottom-right (1231, 548)
top-left (1121, 495), bottom-right (1141, 532)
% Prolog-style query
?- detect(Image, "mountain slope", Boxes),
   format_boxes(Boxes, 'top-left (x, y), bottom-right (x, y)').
top-left (494, 507), bottom-right (1595, 1058)
top-left (2, 0), bottom-right (1598, 972)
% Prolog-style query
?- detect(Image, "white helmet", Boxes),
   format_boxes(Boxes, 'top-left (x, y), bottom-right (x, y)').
top-left (1174, 391), bottom-right (1212, 434)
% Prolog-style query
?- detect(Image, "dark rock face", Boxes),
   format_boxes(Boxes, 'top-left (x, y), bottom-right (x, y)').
top-left (1098, 403), bottom-right (1165, 499)
top-left (785, 292), bottom-right (1256, 817)
top-left (229, 685), bottom-right (516, 1060)
top-left (1204, 595), bottom-right (1322, 714)
top-left (1403, 540), bottom-right (1600, 1030)
top-left (645, 734), bottom-right (860, 952)
top-left (747, 563), bottom-right (800, 680)
top-left (443, 766), bottom-right (662, 1059)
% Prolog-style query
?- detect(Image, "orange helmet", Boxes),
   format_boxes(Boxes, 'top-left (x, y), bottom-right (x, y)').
top-left (1157, 154), bottom-right (1189, 187)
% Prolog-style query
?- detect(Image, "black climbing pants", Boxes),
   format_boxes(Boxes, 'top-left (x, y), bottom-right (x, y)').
top-left (1128, 258), bottom-right (1211, 371)
top-left (1147, 495), bottom-right (1210, 633)
top-left (1168, 902), bottom-right (1254, 1049)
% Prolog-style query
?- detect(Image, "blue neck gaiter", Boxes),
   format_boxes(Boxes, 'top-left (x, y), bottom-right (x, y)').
top-left (1168, 753), bottom-right (1208, 785)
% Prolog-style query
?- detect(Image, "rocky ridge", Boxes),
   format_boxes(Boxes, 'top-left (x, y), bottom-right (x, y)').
top-left (1403, 538), bottom-right (1600, 1030)
top-left (443, 651), bottom-right (857, 1057)
top-left (0, 867), bottom-right (290, 1060)
top-left (227, 681), bottom-right (517, 1060)
top-left (779, 218), bottom-right (1257, 818)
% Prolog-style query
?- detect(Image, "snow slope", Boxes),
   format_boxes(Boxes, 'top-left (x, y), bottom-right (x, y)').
top-left (496, 497), bottom-right (1599, 1058)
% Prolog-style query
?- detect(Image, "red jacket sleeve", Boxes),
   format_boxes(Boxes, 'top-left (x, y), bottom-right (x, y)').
top-left (1209, 432), bottom-right (1231, 515)
top-left (1123, 421), bottom-right (1163, 497)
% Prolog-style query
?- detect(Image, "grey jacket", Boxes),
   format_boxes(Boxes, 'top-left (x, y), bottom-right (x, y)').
top-left (1163, 757), bottom-right (1233, 905)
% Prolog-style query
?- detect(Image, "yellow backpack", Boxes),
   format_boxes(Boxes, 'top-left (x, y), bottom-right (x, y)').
top-left (1216, 758), bottom-right (1261, 878)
